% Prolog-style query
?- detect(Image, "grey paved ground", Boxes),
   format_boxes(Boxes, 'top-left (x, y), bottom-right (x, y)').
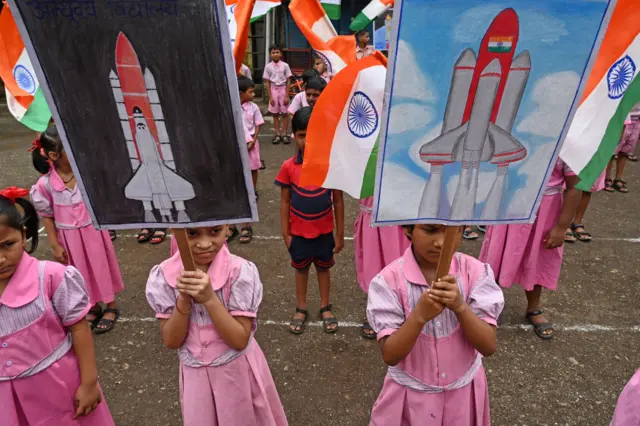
top-left (1, 102), bottom-right (638, 426)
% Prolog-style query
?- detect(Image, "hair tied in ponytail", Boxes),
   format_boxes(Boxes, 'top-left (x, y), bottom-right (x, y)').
top-left (27, 137), bottom-right (43, 153)
top-left (0, 187), bottom-right (29, 204)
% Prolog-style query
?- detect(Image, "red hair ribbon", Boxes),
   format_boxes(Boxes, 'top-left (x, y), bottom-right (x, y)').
top-left (27, 137), bottom-right (42, 153)
top-left (0, 187), bottom-right (29, 203)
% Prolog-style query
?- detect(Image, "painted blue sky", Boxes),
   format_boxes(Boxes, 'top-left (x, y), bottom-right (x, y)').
top-left (376, 0), bottom-right (611, 223)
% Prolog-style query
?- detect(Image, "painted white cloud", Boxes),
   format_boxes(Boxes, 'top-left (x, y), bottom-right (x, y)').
top-left (505, 141), bottom-right (557, 217)
top-left (388, 103), bottom-right (434, 134)
top-left (392, 40), bottom-right (436, 101)
top-left (454, 5), bottom-right (568, 45)
top-left (377, 163), bottom-right (424, 221)
top-left (516, 71), bottom-right (580, 138)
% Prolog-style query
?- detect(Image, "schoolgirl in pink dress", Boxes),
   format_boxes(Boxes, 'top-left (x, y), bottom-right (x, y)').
top-left (30, 125), bottom-right (124, 334)
top-left (367, 224), bottom-right (504, 426)
top-left (146, 225), bottom-right (287, 426)
top-left (610, 368), bottom-right (640, 426)
top-left (480, 159), bottom-right (581, 339)
top-left (0, 187), bottom-right (114, 425)
top-left (354, 196), bottom-right (409, 339)
top-left (313, 56), bottom-right (332, 83)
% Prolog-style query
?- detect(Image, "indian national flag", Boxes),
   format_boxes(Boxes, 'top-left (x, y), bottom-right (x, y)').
top-left (349, 0), bottom-right (394, 33)
top-left (289, 0), bottom-right (356, 74)
top-left (225, 0), bottom-right (256, 74)
top-left (0, 6), bottom-right (50, 131)
top-left (560, 0), bottom-right (640, 191)
top-left (300, 52), bottom-right (387, 198)
top-left (488, 37), bottom-right (513, 53)
top-left (250, 0), bottom-right (280, 22)
top-left (320, 0), bottom-right (341, 20)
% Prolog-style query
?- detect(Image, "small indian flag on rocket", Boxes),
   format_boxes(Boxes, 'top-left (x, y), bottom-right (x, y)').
top-left (488, 36), bottom-right (513, 53)
top-left (300, 52), bottom-right (387, 199)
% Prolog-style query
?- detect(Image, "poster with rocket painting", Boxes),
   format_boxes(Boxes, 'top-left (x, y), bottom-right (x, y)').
top-left (7, 0), bottom-right (257, 229)
top-left (373, 0), bottom-right (615, 226)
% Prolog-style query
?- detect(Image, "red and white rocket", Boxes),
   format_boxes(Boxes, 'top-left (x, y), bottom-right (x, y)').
top-left (418, 8), bottom-right (530, 220)
top-left (109, 32), bottom-right (195, 223)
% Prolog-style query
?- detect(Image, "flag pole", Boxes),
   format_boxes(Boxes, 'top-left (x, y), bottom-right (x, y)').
top-left (171, 229), bottom-right (196, 271)
top-left (435, 226), bottom-right (462, 279)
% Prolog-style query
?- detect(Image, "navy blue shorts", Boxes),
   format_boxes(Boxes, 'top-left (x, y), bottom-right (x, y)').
top-left (289, 233), bottom-right (335, 270)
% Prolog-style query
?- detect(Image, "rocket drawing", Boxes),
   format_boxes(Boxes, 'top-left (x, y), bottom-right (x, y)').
top-left (418, 8), bottom-right (530, 221)
top-left (109, 32), bottom-right (195, 223)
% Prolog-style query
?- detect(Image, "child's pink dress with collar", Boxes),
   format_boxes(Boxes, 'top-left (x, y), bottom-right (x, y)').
top-left (0, 253), bottom-right (114, 425)
top-left (366, 248), bottom-right (504, 425)
top-left (31, 169), bottom-right (124, 305)
top-left (354, 197), bottom-right (410, 293)
top-left (479, 159), bottom-right (575, 291)
top-left (146, 246), bottom-right (287, 426)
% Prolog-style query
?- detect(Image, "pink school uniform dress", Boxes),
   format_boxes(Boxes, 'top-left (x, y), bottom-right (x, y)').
top-left (610, 368), bottom-right (640, 426)
top-left (146, 246), bottom-right (288, 426)
top-left (366, 250), bottom-right (504, 426)
top-left (31, 169), bottom-right (124, 305)
top-left (354, 197), bottom-right (409, 293)
top-left (263, 61), bottom-right (292, 115)
top-left (288, 91), bottom-right (308, 115)
top-left (242, 101), bottom-right (265, 171)
top-left (479, 159), bottom-right (575, 291)
top-left (616, 111), bottom-right (640, 155)
top-left (0, 254), bottom-right (114, 425)
top-left (240, 63), bottom-right (252, 80)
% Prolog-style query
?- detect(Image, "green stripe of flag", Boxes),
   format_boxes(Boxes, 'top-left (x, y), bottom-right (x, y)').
top-left (21, 89), bottom-right (51, 132)
top-left (350, 11), bottom-right (371, 32)
top-left (360, 137), bottom-right (378, 198)
top-left (576, 73), bottom-right (640, 191)
top-left (322, 3), bottom-right (341, 20)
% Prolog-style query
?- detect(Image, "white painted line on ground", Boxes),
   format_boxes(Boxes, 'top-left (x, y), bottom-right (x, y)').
top-left (33, 228), bottom-right (637, 243)
top-left (117, 316), bottom-right (640, 332)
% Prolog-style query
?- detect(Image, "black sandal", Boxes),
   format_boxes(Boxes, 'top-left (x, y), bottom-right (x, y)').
top-left (227, 225), bottom-right (239, 242)
top-left (108, 230), bottom-right (117, 241)
top-left (289, 308), bottom-right (308, 335)
top-left (260, 160), bottom-right (266, 170)
top-left (360, 321), bottom-right (376, 340)
top-left (136, 229), bottom-right (152, 243)
top-left (283, 135), bottom-right (291, 145)
top-left (571, 223), bottom-right (591, 242)
top-left (94, 308), bottom-right (120, 334)
top-left (613, 179), bottom-right (629, 193)
top-left (239, 226), bottom-right (253, 244)
top-left (604, 178), bottom-right (614, 192)
top-left (526, 310), bottom-right (554, 340)
top-left (87, 305), bottom-right (103, 330)
top-left (319, 305), bottom-right (339, 334)
top-left (462, 226), bottom-right (479, 240)
top-left (150, 230), bottom-right (167, 245)
top-left (272, 135), bottom-right (282, 145)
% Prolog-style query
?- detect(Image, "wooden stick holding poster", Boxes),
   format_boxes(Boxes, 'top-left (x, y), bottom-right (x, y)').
top-left (436, 226), bottom-right (463, 280)
top-left (7, 0), bottom-right (258, 240)
top-left (172, 229), bottom-right (196, 271)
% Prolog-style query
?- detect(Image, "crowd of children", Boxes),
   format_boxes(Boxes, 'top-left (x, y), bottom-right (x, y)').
top-left (1, 40), bottom-right (638, 426)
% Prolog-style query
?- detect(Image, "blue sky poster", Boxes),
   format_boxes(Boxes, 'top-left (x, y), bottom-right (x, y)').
top-left (373, 0), bottom-right (613, 225)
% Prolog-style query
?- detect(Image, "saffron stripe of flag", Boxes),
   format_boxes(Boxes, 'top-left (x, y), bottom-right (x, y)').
top-left (349, 0), bottom-right (394, 33)
top-left (560, 0), bottom-right (640, 190)
top-left (289, 0), bottom-right (356, 74)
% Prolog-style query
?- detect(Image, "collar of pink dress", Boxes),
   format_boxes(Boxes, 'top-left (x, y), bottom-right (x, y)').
top-left (402, 247), bottom-right (430, 287)
top-left (162, 244), bottom-right (231, 291)
top-left (47, 166), bottom-right (72, 193)
top-left (0, 253), bottom-right (39, 308)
